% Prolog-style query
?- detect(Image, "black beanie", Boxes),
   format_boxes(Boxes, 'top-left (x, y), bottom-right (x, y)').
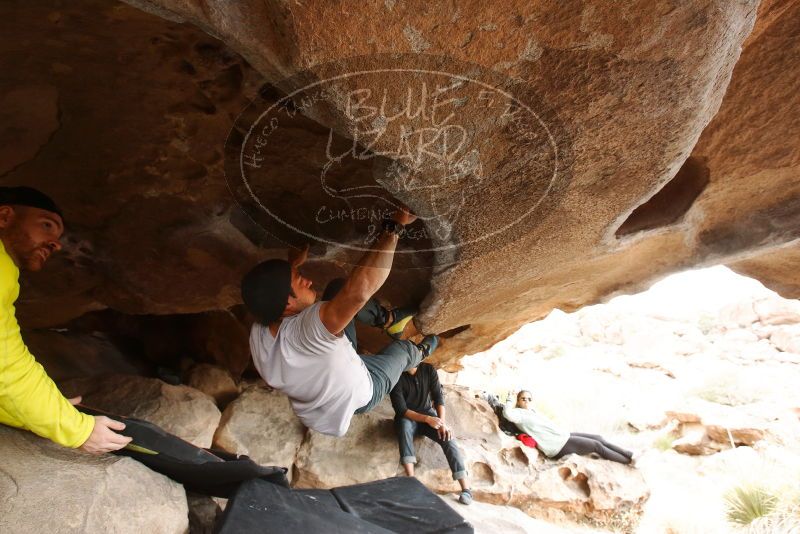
top-left (0, 186), bottom-right (63, 220)
top-left (241, 259), bottom-right (292, 324)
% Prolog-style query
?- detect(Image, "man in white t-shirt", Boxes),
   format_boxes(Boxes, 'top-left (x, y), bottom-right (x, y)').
top-left (241, 208), bottom-right (439, 437)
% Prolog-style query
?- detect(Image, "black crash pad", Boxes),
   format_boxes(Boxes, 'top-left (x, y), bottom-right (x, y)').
top-left (78, 405), bottom-right (288, 497)
top-left (216, 476), bottom-right (473, 534)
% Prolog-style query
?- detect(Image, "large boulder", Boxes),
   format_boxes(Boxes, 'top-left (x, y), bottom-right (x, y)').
top-left (0, 425), bottom-right (188, 534)
top-left (521, 455), bottom-right (649, 523)
top-left (412, 387), bottom-right (536, 497)
top-left (61, 374), bottom-right (221, 448)
top-left (293, 399), bottom-right (400, 488)
top-left (213, 386), bottom-right (306, 481)
top-left (185, 363), bottom-right (240, 408)
top-left (289, 384), bottom-right (649, 522)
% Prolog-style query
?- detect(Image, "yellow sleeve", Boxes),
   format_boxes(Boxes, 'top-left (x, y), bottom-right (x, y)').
top-left (0, 254), bottom-right (94, 448)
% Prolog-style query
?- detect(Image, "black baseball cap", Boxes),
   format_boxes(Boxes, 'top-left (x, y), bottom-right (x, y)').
top-left (241, 259), bottom-right (292, 324)
top-left (0, 186), bottom-right (63, 221)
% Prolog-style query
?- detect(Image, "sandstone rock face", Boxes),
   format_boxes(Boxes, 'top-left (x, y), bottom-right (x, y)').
top-left (753, 298), bottom-right (800, 326)
top-left (61, 374), bottom-right (221, 448)
top-left (444, 498), bottom-right (597, 534)
top-left (22, 329), bottom-right (152, 382)
top-left (216, 384), bottom-right (650, 522)
top-left (770, 325), bottom-right (800, 354)
top-left (293, 398), bottom-right (401, 488)
top-left (4, 0), bottom-right (798, 368)
top-left (522, 455), bottom-right (650, 523)
top-left (213, 386), bottom-right (306, 481)
top-left (0, 425), bottom-right (188, 534)
top-left (666, 403), bottom-right (769, 456)
top-left (206, 380), bottom-right (649, 521)
top-left (671, 428), bottom-right (719, 456)
top-left (705, 424), bottom-right (765, 447)
top-left (719, 301), bottom-right (759, 328)
top-left (185, 363), bottom-right (240, 408)
top-left (730, 244), bottom-right (800, 300)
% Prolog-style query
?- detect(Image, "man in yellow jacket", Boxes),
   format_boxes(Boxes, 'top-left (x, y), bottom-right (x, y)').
top-left (0, 186), bottom-right (131, 453)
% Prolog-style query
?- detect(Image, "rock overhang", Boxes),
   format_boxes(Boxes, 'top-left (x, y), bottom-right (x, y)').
top-left (2, 0), bottom-right (798, 366)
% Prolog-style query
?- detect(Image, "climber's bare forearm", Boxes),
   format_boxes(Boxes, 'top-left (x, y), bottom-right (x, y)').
top-left (319, 230), bottom-right (398, 335)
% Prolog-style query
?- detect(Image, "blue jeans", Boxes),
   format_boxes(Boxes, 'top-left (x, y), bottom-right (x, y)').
top-left (396, 416), bottom-right (467, 480)
top-left (322, 279), bottom-right (423, 414)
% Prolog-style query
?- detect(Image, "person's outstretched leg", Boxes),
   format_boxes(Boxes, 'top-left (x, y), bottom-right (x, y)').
top-left (395, 418), bottom-right (419, 476)
top-left (418, 423), bottom-right (472, 504)
top-left (571, 432), bottom-right (633, 458)
top-left (418, 423), bottom-right (469, 482)
top-left (322, 278), bottom-right (389, 351)
top-left (355, 339), bottom-right (425, 414)
top-left (555, 436), bottom-right (631, 464)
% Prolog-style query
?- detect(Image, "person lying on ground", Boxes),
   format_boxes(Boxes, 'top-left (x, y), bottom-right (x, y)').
top-left (390, 363), bottom-right (472, 505)
top-left (242, 207), bottom-right (439, 437)
top-left (0, 186), bottom-right (132, 454)
top-left (500, 390), bottom-right (633, 465)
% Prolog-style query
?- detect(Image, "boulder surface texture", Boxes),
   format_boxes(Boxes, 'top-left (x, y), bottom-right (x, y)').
top-left (0, 425), bottom-right (188, 534)
top-left (1, 0), bottom-right (797, 368)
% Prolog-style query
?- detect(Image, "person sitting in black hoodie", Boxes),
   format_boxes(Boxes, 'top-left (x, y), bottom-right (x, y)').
top-left (390, 363), bottom-right (472, 505)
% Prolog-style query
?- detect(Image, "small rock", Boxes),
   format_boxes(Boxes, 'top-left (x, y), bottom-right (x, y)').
top-left (769, 325), bottom-right (800, 354)
top-left (664, 411), bottom-right (702, 424)
top-left (705, 425), bottom-right (765, 447)
top-left (187, 492), bottom-right (222, 534)
top-left (672, 429), bottom-right (720, 456)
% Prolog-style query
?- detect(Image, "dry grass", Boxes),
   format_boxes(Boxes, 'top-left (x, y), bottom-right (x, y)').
top-left (652, 433), bottom-right (675, 452)
top-left (725, 486), bottom-right (778, 526)
top-left (744, 502), bottom-right (800, 533)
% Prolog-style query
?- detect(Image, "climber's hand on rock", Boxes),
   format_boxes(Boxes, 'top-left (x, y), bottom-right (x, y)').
top-left (392, 206), bottom-right (417, 225)
top-left (80, 416), bottom-right (132, 455)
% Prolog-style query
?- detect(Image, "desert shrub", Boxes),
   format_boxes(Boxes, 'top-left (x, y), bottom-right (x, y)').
top-left (542, 345), bottom-right (566, 360)
top-left (653, 433), bottom-right (675, 451)
top-left (697, 313), bottom-right (717, 335)
top-left (694, 372), bottom-right (758, 407)
top-left (745, 504), bottom-right (800, 533)
top-left (725, 485), bottom-right (778, 526)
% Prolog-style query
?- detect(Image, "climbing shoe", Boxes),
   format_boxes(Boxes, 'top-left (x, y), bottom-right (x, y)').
top-left (417, 334), bottom-right (439, 359)
top-left (384, 307), bottom-right (415, 339)
top-left (458, 489), bottom-right (473, 505)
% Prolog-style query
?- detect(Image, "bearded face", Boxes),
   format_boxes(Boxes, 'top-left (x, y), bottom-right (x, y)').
top-left (0, 206), bottom-right (63, 272)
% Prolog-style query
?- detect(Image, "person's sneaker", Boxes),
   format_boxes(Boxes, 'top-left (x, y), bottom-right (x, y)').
top-left (384, 307), bottom-right (415, 339)
top-left (458, 489), bottom-right (473, 505)
top-left (417, 334), bottom-right (439, 359)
